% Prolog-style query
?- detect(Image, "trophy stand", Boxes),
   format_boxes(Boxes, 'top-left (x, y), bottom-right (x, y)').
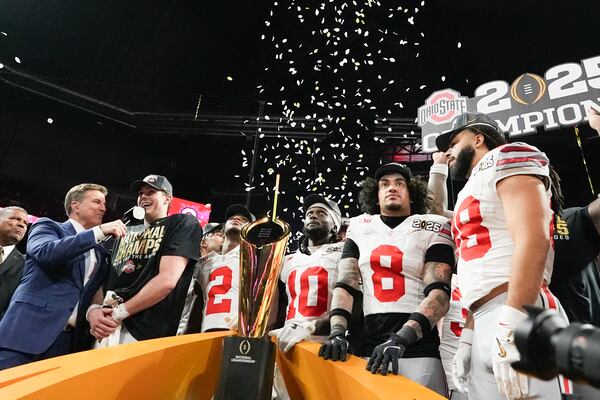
top-left (214, 175), bottom-right (290, 400)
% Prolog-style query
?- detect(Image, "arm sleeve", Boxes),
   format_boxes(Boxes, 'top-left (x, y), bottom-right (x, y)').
top-left (340, 238), bottom-right (360, 260)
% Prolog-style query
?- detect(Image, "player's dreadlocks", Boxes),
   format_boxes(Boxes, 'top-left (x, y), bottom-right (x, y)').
top-left (549, 165), bottom-right (565, 217)
top-left (358, 175), bottom-right (430, 215)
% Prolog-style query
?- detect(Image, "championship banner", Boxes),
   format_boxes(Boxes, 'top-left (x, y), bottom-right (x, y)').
top-left (167, 197), bottom-right (211, 227)
top-left (418, 55), bottom-right (600, 152)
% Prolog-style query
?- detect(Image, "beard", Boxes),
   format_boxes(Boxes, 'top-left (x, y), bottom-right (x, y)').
top-left (450, 145), bottom-right (475, 181)
top-left (303, 223), bottom-right (331, 243)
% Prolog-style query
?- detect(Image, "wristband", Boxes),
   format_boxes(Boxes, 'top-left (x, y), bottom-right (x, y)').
top-left (408, 311), bottom-right (432, 334)
top-left (329, 308), bottom-right (352, 324)
top-left (423, 281), bottom-right (451, 298)
top-left (85, 304), bottom-right (103, 321)
top-left (111, 303), bottom-right (129, 322)
top-left (429, 163), bottom-right (448, 177)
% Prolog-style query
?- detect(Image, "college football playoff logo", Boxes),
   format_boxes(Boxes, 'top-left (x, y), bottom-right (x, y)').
top-left (418, 89), bottom-right (468, 126)
top-left (239, 339), bottom-right (251, 355)
top-left (510, 73), bottom-right (547, 105)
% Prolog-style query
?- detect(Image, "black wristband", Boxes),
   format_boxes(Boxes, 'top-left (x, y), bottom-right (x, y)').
top-left (423, 281), bottom-right (451, 298)
top-left (391, 325), bottom-right (418, 347)
top-left (408, 312), bottom-right (432, 334)
top-left (329, 308), bottom-right (352, 324)
top-left (334, 282), bottom-right (362, 300)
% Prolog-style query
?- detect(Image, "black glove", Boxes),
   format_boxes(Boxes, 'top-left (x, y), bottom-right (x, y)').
top-left (366, 333), bottom-right (408, 375)
top-left (318, 327), bottom-right (349, 362)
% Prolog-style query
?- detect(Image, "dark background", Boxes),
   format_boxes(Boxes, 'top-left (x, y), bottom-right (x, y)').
top-left (0, 0), bottom-right (599, 234)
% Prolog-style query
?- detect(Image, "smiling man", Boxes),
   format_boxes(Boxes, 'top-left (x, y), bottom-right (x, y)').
top-left (87, 174), bottom-right (202, 346)
top-left (0, 207), bottom-right (29, 320)
top-left (0, 184), bottom-right (127, 369)
top-left (317, 163), bottom-right (455, 396)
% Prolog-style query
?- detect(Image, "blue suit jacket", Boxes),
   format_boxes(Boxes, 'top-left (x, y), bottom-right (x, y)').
top-left (0, 218), bottom-right (109, 354)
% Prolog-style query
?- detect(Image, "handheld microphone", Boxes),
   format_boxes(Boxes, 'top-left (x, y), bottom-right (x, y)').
top-left (122, 206), bottom-right (145, 225)
top-left (101, 206), bottom-right (145, 242)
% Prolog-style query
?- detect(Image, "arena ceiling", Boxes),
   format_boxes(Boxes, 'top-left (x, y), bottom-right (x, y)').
top-left (0, 0), bottom-right (599, 228)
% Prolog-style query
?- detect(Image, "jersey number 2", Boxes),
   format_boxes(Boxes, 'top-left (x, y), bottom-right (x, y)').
top-left (205, 266), bottom-right (232, 315)
top-left (287, 267), bottom-right (329, 319)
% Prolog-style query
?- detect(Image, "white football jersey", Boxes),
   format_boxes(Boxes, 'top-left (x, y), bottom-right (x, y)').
top-left (439, 275), bottom-right (467, 356)
top-left (279, 242), bottom-right (343, 325)
top-left (452, 142), bottom-right (553, 309)
top-left (198, 246), bottom-right (240, 332)
top-left (346, 213), bottom-right (454, 316)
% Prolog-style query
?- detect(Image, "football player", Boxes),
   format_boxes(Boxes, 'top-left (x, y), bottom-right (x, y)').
top-left (269, 194), bottom-right (343, 351)
top-left (197, 204), bottom-right (254, 332)
top-left (436, 112), bottom-right (570, 400)
top-left (318, 163), bottom-right (455, 396)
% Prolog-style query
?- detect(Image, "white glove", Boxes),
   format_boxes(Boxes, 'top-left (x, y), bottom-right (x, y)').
top-left (492, 305), bottom-right (528, 400)
top-left (452, 328), bottom-right (473, 393)
top-left (268, 320), bottom-right (316, 353)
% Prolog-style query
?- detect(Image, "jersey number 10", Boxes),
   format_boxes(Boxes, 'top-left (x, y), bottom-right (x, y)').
top-left (286, 267), bottom-right (329, 320)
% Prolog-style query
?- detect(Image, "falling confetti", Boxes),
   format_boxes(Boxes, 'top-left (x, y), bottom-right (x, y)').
top-left (232, 0), bottom-right (464, 234)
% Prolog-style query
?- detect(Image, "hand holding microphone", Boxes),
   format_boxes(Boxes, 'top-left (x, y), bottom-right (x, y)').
top-left (100, 206), bottom-right (145, 240)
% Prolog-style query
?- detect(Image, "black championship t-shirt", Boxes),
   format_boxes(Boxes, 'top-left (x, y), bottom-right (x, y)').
top-left (107, 213), bottom-right (202, 340)
top-left (550, 206), bottom-right (600, 325)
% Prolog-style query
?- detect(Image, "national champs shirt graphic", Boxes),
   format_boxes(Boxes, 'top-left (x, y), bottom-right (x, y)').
top-left (111, 223), bottom-right (163, 284)
top-left (106, 213), bottom-right (202, 340)
top-left (280, 242), bottom-right (343, 325)
top-left (451, 142), bottom-right (553, 309)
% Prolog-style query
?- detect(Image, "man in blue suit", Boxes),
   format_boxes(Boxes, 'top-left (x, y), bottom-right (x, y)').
top-left (0, 183), bottom-right (127, 369)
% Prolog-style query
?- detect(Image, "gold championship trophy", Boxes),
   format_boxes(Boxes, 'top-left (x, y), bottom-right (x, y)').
top-left (214, 175), bottom-right (290, 400)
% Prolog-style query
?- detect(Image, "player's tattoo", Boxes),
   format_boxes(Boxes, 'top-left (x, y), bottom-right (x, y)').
top-left (423, 261), bottom-right (453, 286)
top-left (329, 258), bottom-right (361, 330)
top-left (408, 261), bottom-right (452, 339)
top-left (337, 258), bottom-right (361, 289)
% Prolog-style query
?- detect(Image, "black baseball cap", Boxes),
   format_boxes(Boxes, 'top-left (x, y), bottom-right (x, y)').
top-left (374, 163), bottom-right (413, 182)
top-left (203, 222), bottom-right (223, 236)
top-left (303, 194), bottom-right (342, 230)
top-left (225, 204), bottom-right (255, 222)
top-left (435, 112), bottom-right (503, 152)
top-left (131, 174), bottom-right (173, 195)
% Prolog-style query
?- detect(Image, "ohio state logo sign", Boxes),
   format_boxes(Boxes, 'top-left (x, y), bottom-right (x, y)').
top-left (418, 89), bottom-right (468, 126)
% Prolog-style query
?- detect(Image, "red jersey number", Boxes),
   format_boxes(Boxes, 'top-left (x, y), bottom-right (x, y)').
top-left (450, 287), bottom-right (468, 337)
top-left (370, 245), bottom-right (405, 302)
top-left (452, 196), bottom-right (492, 261)
top-left (287, 267), bottom-right (329, 320)
top-left (205, 266), bottom-right (232, 315)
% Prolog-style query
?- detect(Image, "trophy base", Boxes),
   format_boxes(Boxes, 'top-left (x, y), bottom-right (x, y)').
top-left (214, 336), bottom-right (276, 400)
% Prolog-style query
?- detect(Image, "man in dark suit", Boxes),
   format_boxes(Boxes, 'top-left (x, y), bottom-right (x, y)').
top-left (0, 183), bottom-right (127, 369)
top-left (0, 206), bottom-right (29, 320)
